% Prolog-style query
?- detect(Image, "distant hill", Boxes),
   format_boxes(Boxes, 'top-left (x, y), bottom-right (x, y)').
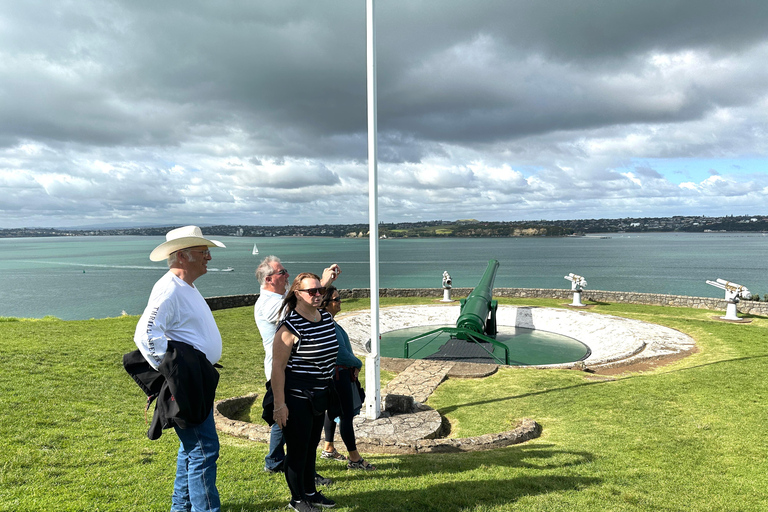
top-left (2, 215), bottom-right (767, 238)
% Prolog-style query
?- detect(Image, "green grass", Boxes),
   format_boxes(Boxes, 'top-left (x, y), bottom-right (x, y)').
top-left (2, 299), bottom-right (768, 511)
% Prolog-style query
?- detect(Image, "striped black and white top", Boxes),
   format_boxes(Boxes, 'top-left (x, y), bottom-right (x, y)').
top-left (281, 309), bottom-right (339, 399)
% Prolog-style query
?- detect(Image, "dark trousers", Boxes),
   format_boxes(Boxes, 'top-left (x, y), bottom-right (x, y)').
top-left (323, 367), bottom-right (357, 453)
top-left (283, 393), bottom-right (325, 501)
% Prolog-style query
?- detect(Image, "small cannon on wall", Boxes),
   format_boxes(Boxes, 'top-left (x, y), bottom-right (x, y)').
top-left (565, 273), bottom-right (587, 307)
top-left (706, 278), bottom-right (751, 321)
top-left (441, 271), bottom-right (453, 302)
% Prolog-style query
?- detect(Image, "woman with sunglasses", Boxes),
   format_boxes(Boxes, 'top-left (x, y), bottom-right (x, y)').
top-left (320, 286), bottom-right (376, 470)
top-left (271, 273), bottom-right (339, 512)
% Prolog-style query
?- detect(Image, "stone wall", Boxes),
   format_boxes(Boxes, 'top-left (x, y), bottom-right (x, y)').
top-left (502, 288), bottom-right (768, 315)
top-left (206, 288), bottom-right (768, 316)
top-left (206, 294), bottom-right (258, 310)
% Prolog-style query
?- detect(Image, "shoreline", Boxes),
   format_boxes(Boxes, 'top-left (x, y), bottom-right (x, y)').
top-left (3, 230), bottom-right (768, 240)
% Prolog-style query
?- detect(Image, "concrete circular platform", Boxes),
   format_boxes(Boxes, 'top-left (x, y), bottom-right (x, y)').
top-left (337, 304), bottom-right (696, 370)
top-left (214, 393), bottom-right (542, 455)
top-left (215, 305), bottom-right (695, 453)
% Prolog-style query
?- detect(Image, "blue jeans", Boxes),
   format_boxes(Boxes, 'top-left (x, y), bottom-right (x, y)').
top-left (171, 410), bottom-right (221, 512)
top-left (265, 421), bottom-right (286, 470)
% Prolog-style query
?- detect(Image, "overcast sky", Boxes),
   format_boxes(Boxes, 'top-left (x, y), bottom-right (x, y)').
top-left (2, 1), bottom-right (768, 228)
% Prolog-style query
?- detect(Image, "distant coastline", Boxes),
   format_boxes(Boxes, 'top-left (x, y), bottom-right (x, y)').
top-left (1, 214), bottom-right (767, 239)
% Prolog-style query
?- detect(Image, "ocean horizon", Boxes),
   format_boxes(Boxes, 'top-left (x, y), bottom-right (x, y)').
top-left (1, 232), bottom-right (767, 321)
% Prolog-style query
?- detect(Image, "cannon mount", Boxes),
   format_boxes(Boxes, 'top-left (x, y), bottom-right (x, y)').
top-left (403, 260), bottom-right (511, 365)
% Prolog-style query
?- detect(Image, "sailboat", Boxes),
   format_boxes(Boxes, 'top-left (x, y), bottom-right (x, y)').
top-left (252, 244), bottom-right (259, 255)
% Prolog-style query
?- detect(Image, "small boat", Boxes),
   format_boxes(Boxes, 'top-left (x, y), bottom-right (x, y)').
top-left (252, 244), bottom-right (259, 255)
top-left (221, 267), bottom-right (234, 272)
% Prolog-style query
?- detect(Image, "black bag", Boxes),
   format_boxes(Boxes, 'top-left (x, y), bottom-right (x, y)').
top-left (302, 388), bottom-right (330, 416)
top-left (354, 377), bottom-right (366, 405)
top-left (261, 381), bottom-right (275, 426)
top-left (301, 386), bottom-right (342, 418)
top-left (351, 380), bottom-right (363, 412)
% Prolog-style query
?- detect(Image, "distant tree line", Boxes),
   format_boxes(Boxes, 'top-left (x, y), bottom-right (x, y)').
top-left (2, 215), bottom-right (767, 238)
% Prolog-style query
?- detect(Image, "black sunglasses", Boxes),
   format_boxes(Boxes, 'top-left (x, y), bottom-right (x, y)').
top-left (271, 269), bottom-right (288, 276)
top-left (299, 287), bottom-right (326, 296)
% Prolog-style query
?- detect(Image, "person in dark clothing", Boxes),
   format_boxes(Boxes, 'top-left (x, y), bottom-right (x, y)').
top-left (319, 286), bottom-right (376, 470)
top-left (272, 273), bottom-right (339, 512)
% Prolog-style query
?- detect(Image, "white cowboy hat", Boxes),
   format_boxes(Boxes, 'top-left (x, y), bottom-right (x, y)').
top-left (149, 225), bottom-right (226, 262)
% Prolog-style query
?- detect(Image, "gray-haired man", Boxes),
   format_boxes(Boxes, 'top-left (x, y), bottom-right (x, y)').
top-left (129, 225), bottom-right (226, 512)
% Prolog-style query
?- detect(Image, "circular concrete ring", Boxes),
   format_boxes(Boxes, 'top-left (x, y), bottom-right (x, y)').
top-left (337, 305), bottom-right (696, 369)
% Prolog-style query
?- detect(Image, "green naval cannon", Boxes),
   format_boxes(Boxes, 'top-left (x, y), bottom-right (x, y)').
top-left (403, 259), bottom-right (511, 365)
top-left (456, 259), bottom-right (499, 338)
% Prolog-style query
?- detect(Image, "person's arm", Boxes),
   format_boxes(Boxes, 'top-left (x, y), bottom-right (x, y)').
top-left (335, 324), bottom-right (362, 369)
top-left (133, 301), bottom-right (175, 370)
top-left (271, 325), bottom-right (296, 428)
top-left (320, 264), bottom-right (341, 287)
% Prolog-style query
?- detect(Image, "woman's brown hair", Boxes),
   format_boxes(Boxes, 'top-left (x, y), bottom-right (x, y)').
top-left (279, 272), bottom-right (321, 317)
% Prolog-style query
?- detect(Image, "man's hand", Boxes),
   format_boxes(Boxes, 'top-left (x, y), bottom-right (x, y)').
top-left (321, 264), bottom-right (341, 287)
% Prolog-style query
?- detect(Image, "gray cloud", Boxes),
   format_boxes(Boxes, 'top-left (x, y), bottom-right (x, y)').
top-left (1, 1), bottom-right (767, 228)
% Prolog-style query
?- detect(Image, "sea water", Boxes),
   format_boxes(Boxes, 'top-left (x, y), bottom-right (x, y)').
top-left (1, 232), bottom-right (767, 320)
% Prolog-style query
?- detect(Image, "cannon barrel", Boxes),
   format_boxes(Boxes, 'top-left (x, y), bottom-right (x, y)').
top-left (456, 259), bottom-right (499, 335)
top-left (706, 278), bottom-right (751, 299)
top-left (705, 279), bottom-right (727, 290)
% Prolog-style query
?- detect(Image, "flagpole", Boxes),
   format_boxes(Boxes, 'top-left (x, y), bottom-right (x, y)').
top-left (364, 0), bottom-right (381, 420)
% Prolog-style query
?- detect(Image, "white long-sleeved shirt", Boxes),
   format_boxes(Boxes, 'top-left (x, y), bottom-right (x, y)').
top-left (134, 271), bottom-right (222, 370)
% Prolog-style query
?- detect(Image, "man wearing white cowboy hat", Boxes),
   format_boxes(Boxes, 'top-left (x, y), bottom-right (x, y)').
top-left (133, 225), bottom-right (226, 512)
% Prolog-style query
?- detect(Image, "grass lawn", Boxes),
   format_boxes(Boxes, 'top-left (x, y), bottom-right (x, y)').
top-left (1, 298), bottom-right (767, 511)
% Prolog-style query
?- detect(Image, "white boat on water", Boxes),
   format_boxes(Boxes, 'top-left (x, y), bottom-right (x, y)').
top-left (221, 267), bottom-right (234, 272)
top-left (252, 244), bottom-right (259, 255)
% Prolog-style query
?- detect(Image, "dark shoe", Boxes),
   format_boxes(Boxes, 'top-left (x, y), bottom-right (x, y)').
top-left (347, 458), bottom-right (376, 470)
top-left (265, 461), bottom-right (284, 474)
top-left (307, 491), bottom-right (336, 508)
top-left (288, 500), bottom-right (321, 512)
top-left (314, 473), bottom-right (333, 486)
